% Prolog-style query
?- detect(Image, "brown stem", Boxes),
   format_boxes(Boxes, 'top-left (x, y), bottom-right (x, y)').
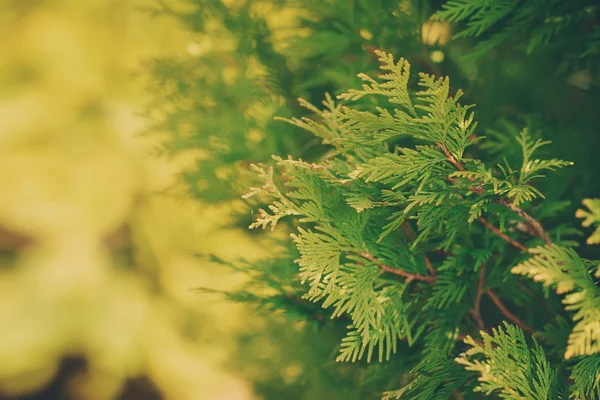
top-left (402, 222), bottom-right (436, 277)
top-left (446, 176), bottom-right (484, 195)
top-left (450, 177), bottom-right (526, 250)
top-left (469, 264), bottom-right (486, 331)
top-left (497, 199), bottom-right (552, 245)
top-left (477, 216), bottom-right (527, 251)
top-left (424, 257), bottom-right (437, 278)
top-left (401, 221), bottom-right (416, 239)
top-left (357, 252), bottom-right (436, 284)
top-left (486, 290), bottom-right (535, 335)
top-left (438, 143), bottom-right (464, 171)
top-left (438, 142), bottom-right (551, 245)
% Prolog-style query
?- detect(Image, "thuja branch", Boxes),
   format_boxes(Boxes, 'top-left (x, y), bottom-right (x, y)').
top-left (447, 174), bottom-right (526, 250)
top-left (356, 251), bottom-right (533, 338)
top-left (356, 252), bottom-right (436, 284)
top-left (438, 143), bottom-right (464, 171)
top-left (424, 257), bottom-right (436, 278)
top-left (469, 264), bottom-right (487, 331)
top-left (477, 217), bottom-right (528, 251)
top-left (466, 264), bottom-right (531, 335)
top-left (497, 198), bottom-right (552, 245)
top-left (437, 142), bottom-right (551, 247)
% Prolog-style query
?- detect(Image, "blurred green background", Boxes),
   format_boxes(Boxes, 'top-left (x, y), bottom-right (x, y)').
top-left (0, 0), bottom-right (270, 398)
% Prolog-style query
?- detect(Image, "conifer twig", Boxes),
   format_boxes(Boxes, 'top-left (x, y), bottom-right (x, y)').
top-left (438, 143), bottom-right (464, 171)
top-left (469, 264), bottom-right (487, 331)
top-left (457, 334), bottom-right (484, 347)
top-left (424, 257), bottom-right (436, 277)
top-left (477, 217), bottom-right (528, 251)
top-left (448, 173), bottom-right (528, 250)
top-left (356, 252), bottom-right (436, 284)
top-left (438, 141), bottom-right (550, 246)
top-left (401, 221), bottom-right (416, 239)
top-left (485, 290), bottom-right (535, 334)
top-left (446, 176), bottom-right (484, 195)
top-left (497, 199), bottom-right (552, 245)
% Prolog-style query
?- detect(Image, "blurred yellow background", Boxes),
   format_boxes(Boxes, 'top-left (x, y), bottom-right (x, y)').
top-left (0, 0), bottom-right (269, 398)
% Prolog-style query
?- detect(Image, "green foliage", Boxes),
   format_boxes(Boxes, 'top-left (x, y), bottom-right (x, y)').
top-left (577, 198), bottom-right (600, 244)
top-left (510, 130), bottom-right (574, 206)
top-left (243, 45), bottom-right (600, 398)
top-left (455, 322), bottom-right (557, 400)
top-left (146, 0), bottom-right (435, 205)
top-left (243, 45), bottom-right (597, 397)
top-left (246, 156), bottom-right (418, 364)
top-left (338, 53), bottom-right (477, 155)
top-left (512, 245), bottom-right (600, 359)
top-left (434, 0), bottom-right (600, 74)
top-left (382, 352), bottom-right (472, 399)
top-left (243, 163), bottom-right (301, 230)
top-left (434, 1), bottom-right (516, 39)
top-left (151, 0), bottom-right (600, 398)
top-left (569, 354), bottom-right (600, 400)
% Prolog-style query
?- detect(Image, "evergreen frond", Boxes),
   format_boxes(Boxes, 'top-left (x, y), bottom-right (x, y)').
top-left (434, 0), bottom-right (600, 74)
top-left (511, 245), bottom-right (600, 359)
top-left (337, 50), bottom-right (416, 116)
top-left (576, 198), bottom-right (600, 245)
top-left (434, 0), bottom-right (516, 38)
top-left (274, 93), bottom-right (344, 146)
top-left (456, 322), bottom-right (557, 399)
top-left (243, 163), bottom-right (301, 230)
top-left (423, 258), bottom-right (470, 310)
top-left (383, 352), bottom-right (470, 399)
top-left (148, 1), bottom-right (600, 398)
top-left (569, 354), bottom-right (600, 400)
top-left (516, 129), bottom-right (573, 186)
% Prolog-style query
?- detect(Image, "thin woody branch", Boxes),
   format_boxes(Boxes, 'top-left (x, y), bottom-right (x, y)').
top-left (448, 175), bottom-right (528, 250)
top-left (486, 290), bottom-right (535, 335)
top-left (446, 176), bottom-right (484, 195)
top-left (497, 198), bottom-right (552, 245)
top-left (477, 217), bottom-right (528, 251)
top-left (438, 141), bottom-right (551, 246)
top-left (424, 257), bottom-right (437, 278)
top-left (356, 252), bottom-right (436, 284)
top-left (469, 264), bottom-right (487, 331)
top-left (438, 143), bottom-right (464, 171)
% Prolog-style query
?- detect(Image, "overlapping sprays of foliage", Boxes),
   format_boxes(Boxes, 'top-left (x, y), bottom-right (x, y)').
top-left (247, 52), bottom-right (600, 398)
top-left (153, 0), bottom-right (600, 398)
